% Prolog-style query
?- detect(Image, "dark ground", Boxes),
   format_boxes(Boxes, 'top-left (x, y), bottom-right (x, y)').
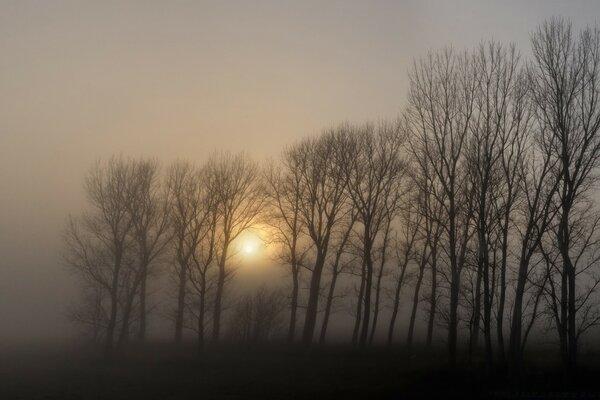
top-left (1, 343), bottom-right (599, 399)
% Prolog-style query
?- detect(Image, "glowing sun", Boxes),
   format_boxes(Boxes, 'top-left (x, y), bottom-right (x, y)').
top-left (237, 231), bottom-right (263, 257)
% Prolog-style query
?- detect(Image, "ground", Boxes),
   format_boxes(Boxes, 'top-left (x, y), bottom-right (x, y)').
top-left (1, 343), bottom-right (599, 399)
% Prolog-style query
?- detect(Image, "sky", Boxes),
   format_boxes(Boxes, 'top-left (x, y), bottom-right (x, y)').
top-left (2, 0), bottom-right (600, 345)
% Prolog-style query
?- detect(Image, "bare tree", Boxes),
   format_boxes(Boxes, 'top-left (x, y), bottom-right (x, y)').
top-left (368, 209), bottom-right (395, 346)
top-left (341, 122), bottom-right (406, 348)
top-left (186, 165), bottom-right (220, 354)
top-left (541, 201), bottom-right (600, 370)
top-left (319, 209), bottom-right (357, 344)
top-left (466, 41), bottom-right (527, 366)
top-left (403, 140), bottom-right (446, 349)
top-left (406, 48), bottom-right (478, 364)
top-left (67, 283), bottom-right (108, 343)
top-left (289, 129), bottom-right (351, 346)
top-left (207, 153), bottom-right (264, 343)
top-left (166, 161), bottom-right (203, 343)
top-left (505, 127), bottom-right (558, 368)
top-left (529, 18), bottom-right (600, 372)
top-left (64, 156), bottom-right (135, 355)
top-left (264, 159), bottom-right (308, 343)
top-left (387, 202), bottom-right (421, 345)
top-left (406, 192), bottom-right (435, 348)
top-left (493, 58), bottom-right (533, 365)
top-left (230, 286), bottom-right (286, 344)
top-left (118, 159), bottom-right (171, 343)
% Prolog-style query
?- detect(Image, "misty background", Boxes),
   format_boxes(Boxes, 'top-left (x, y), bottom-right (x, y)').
top-left (2, 0), bottom-right (600, 346)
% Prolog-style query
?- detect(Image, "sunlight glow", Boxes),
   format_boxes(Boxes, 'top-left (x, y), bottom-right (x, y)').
top-left (237, 231), bottom-right (264, 258)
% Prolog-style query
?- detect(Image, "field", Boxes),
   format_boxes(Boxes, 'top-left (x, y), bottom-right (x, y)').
top-left (2, 343), bottom-right (599, 399)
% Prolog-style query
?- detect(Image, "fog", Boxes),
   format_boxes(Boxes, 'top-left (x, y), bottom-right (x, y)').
top-left (1, 0), bottom-right (599, 347)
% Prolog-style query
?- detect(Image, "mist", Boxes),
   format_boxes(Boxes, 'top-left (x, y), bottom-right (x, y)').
top-left (4, 1), bottom-right (600, 398)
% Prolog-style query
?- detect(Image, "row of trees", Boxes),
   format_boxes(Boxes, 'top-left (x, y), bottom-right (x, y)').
top-left (65, 154), bottom-right (264, 354)
top-left (65, 19), bottom-right (600, 374)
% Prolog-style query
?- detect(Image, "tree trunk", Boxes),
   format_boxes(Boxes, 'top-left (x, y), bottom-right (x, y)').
top-left (387, 259), bottom-right (409, 345)
top-left (369, 251), bottom-right (387, 345)
top-left (497, 212), bottom-right (509, 365)
top-left (105, 253), bottom-right (122, 356)
top-left (105, 287), bottom-right (118, 356)
top-left (359, 241), bottom-right (374, 349)
top-left (138, 262), bottom-right (148, 342)
top-left (302, 250), bottom-right (326, 346)
top-left (212, 236), bottom-right (232, 344)
top-left (118, 291), bottom-right (134, 345)
top-left (479, 223), bottom-right (493, 367)
top-left (469, 260), bottom-right (482, 360)
top-left (447, 197), bottom-right (460, 365)
top-left (175, 260), bottom-right (187, 343)
top-left (319, 270), bottom-right (339, 344)
top-left (197, 276), bottom-right (206, 355)
top-left (407, 250), bottom-right (427, 347)
top-left (352, 259), bottom-right (366, 347)
top-left (426, 245), bottom-right (438, 348)
top-left (288, 264), bottom-right (299, 344)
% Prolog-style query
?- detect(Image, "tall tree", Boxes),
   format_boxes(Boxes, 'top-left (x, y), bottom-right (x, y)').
top-left (166, 161), bottom-right (203, 343)
top-left (406, 48), bottom-right (478, 364)
top-left (319, 209), bottom-right (356, 344)
top-left (387, 202), bottom-right (420, 345)
top-left (64, 156), bottom-right (135, 355)
top-left (122, 159), bottom-right (171, 343)
top-left (467, 41), bottom-right (526, 366)
top-left (341, 122), bottom-right (405, 348)
top-left (529, 18), bottom-right (600, 372)
top-left (291, 130), bottom-right (350, 346)
top-left (264, 160), bottom-right (308, 343)
top-left (185, 165), bottom-right (219, 354)
top-left (208, 153), bottom-right (264, 343)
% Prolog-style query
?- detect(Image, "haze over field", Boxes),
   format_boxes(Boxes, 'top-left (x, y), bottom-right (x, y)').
top-left (2, 0), bottom-right (600, 347)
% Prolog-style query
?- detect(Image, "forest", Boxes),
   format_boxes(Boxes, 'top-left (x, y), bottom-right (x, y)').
top-left (61, 18), bottom-right (600, 386)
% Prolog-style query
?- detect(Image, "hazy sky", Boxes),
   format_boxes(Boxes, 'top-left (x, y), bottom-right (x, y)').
top-left (2, 0), bottom-right (600, 344)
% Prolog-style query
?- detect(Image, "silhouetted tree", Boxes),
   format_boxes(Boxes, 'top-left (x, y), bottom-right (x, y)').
top-left (467, 41), bottom-right (527, 367)
top-left (341, 122), bottom-right (406, 348)
top-left (290, 130), bottom-right (351, 346)
top-left (207, 153), bottom-right (264, 343)
top-left (387, 202), bottom-right (421, 345)
top-left (319, 208), bottom-right (357, 344)
top-left (264, 160), bottom-right (309, 343)
top-left (406, 48), bottom-right (477, 364)
top-left (64, 156), bottom-right (135, 355)
top-left (119, 158), bottom-right (171, 343)
top-left (230, 286), bottom-right (286, 344)
top-left (166, 161), bottom-right (203, 343)
top-left (529, 18), bottom-right (600, 372)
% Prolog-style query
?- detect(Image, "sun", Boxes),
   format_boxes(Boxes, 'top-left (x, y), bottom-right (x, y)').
top-left (236, 231), bottom-right (264, 257)
top-left (242, 241), bottom-right (259, 255)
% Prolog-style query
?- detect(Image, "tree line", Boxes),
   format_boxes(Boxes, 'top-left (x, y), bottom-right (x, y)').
top-left (64, 19), bottom-right (600, 374)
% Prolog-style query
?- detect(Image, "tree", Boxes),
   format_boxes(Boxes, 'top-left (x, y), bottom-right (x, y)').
top-left (207, 153), bottom-right (264, 343)
top-left (406, 48), bottom-right (478, 364)
top-left (406, 190), bottom-right (436, 348)
top-left (264, 160), bottom-right (308, 343)
top-left (120, 158), bottom-right (171, 343)
top-left (64, 156), bottom-right (135, 355)
top-left (319, 208), bottom-right (356, 344)
top-left (166, 161), bottom-right (203, 343)
top-left (341, 122), bottom-right (406, 348)
top-left (230, 286), bottom-right (286, 344)
top-left (290, 129), bottom-right (351, 346)
top-left (467, 41), bottom-right (527, 366)
top-left (185, 165), bottom-right (219, 354)
top-left (529, 18), bottom-right (600, 372)
top-left (387, 201), bottom-right (421, 345)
